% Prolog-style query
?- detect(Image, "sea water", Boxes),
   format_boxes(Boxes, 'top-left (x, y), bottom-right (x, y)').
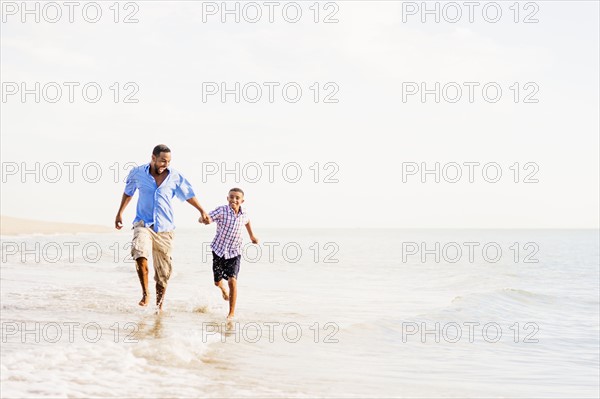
top-left (1, 229), bottom-right (598, 397)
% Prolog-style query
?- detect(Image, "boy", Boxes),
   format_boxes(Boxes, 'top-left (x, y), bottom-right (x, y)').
top-left (206, 188), bottom-right (258, 319)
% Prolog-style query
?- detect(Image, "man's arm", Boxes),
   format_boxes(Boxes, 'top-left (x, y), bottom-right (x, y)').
top-left (115, 193), bottom-right (133, 229)
top-left (186, 196), bottom-right (210, 224)
top-left (245, 221), bottom-right (258, 244)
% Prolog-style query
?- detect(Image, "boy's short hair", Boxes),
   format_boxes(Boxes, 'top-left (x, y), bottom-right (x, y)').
top-left (229, 187), bottom-right (244, 196)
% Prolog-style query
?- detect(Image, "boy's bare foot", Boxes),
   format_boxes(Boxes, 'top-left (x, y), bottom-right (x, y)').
top-left (139, 294), bottom-right (149, 307)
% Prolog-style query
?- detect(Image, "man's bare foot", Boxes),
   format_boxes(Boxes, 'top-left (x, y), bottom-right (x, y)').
top-left (139, 294), bottom-right (149, 306)
top-left (156, 284), bottom-right (166, 310)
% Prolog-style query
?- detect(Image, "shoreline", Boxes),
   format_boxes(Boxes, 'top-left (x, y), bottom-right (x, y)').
top-left (0, 215), bottom-right (113, 236)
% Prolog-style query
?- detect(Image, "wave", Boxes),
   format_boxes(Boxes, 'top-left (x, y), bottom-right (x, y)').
top-left (346, 286), bottom-right (598, 335)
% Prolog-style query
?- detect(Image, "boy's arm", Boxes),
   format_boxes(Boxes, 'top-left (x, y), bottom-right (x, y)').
top-left (245, 221), bottom-right (258, 244)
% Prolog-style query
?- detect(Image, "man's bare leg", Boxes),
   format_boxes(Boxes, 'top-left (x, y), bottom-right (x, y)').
top-left (135, 257), bottom-right (150, 306)
top-left (156, 282), bottom-right (167, 311)
top-left (227, 277), bottom-right (237, 319)
top-left (214, 280), bottom-right (229, 301)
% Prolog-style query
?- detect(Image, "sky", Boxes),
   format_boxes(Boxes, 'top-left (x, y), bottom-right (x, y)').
top-left (1, 0), bottom-right (599, 228)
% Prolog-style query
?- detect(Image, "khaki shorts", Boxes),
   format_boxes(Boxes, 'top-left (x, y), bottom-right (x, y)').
top-left (131, 221), bottom-right (174, 287)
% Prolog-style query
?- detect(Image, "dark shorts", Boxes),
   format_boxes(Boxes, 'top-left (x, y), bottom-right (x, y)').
top-left (212, 252), bottom-right (241, 282)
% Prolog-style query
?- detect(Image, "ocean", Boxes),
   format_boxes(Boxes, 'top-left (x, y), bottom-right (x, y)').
top-left (1, 228), bottom-right (598, 398)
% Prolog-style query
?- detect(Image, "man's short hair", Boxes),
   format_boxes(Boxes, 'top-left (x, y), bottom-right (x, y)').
top-left (229, 187), bottom-right (244, 196)
top-left (152, 144), bottom-right (171, 157)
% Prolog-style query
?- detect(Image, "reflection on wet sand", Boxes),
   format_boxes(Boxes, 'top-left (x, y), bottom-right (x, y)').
top-left (134, 314), bottom-right (164, 340)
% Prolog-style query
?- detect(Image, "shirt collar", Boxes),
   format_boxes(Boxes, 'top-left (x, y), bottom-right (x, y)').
top-left (227, 204), bottom-right (244, 215)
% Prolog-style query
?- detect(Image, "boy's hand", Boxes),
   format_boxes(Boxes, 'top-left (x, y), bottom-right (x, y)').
top-left (250, 235), bottom-right (259, 244)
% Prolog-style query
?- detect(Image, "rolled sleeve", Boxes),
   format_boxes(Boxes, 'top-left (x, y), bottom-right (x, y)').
top-left (174, 175), bottom-right (195, 201)
top-left (124, 168), bottom-right (138, 196)
top-left (209, 207), bottom-right (223, 222)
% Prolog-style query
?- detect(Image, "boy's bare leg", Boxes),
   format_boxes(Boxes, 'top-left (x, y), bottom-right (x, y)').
top-left (227, 277), bottom-right (237, 319)
top-left (214, 280), bottom-right (229, 300)
top-left (135, 257), bottom-right (150, 306)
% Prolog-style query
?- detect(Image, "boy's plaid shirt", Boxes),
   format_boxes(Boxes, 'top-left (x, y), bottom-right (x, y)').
top-left (208, 205), bottom-right (250, 259)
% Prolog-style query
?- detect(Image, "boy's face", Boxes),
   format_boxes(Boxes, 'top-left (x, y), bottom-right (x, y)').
top-left (227, 191), bottom-right (244, 211)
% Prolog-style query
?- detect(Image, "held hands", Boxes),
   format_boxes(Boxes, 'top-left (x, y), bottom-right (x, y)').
top-left (199, 211), bottom-right (211, 225)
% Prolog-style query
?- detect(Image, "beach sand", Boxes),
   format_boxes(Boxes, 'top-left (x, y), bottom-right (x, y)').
top-left (0, 215), bottom-right (112, 236)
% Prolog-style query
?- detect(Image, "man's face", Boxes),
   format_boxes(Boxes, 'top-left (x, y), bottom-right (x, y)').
top-left (227, 191), bottom-right (244, 211)
top-left (151, 152), bottom-right (171, 175)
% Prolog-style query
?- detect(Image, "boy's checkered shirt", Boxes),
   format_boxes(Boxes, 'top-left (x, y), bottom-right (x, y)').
top-left (208, 205), bottom-right (250, 259)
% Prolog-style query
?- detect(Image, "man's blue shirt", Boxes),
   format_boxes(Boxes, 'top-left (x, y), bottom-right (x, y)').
top-left (124, 163), bottom-right (195, 232)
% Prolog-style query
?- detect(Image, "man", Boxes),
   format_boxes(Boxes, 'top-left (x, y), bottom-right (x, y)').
top-left (115, 144), bottom-right (210, 310)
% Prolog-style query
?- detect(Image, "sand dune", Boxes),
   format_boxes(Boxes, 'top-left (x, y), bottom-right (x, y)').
top-left (0, 215), bottom-right (113, 236)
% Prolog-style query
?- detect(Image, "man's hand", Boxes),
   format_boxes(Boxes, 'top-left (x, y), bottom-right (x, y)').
top-left (250, 235), bottom-right (259, 244)
top-left (115, 214), bottom-right (123, 230)
top-left (115, 193), bottom-right (132, 230)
